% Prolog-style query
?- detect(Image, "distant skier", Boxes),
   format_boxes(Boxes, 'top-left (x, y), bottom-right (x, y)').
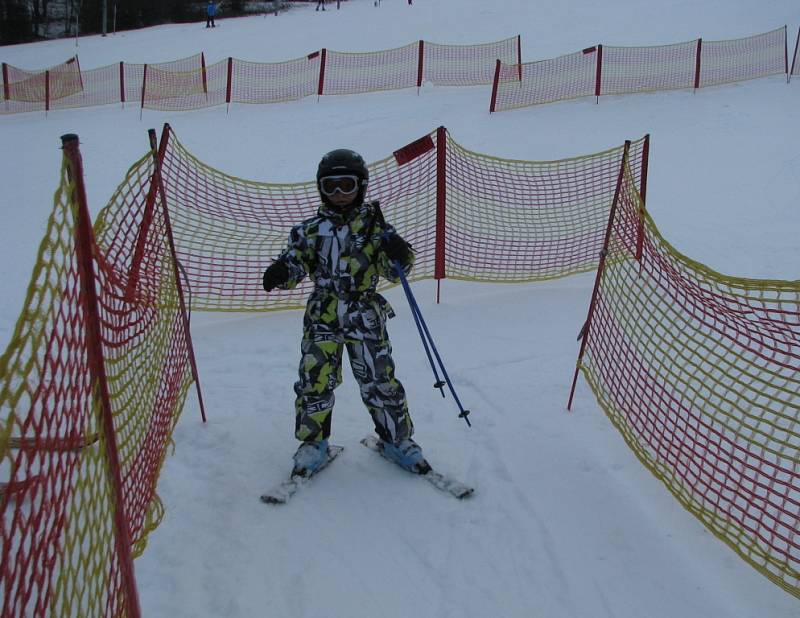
top-left (262, 149), bottom-right (426, 477)
top-left (206, 0), bottom-right (217, 27)
top-left (315, 0), bottom-right (325, 11)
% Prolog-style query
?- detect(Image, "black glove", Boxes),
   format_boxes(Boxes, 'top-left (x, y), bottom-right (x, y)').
top-left (382, 233), bottom-right (411, 263)
top-left (262, 260), bottom-right (289, 292)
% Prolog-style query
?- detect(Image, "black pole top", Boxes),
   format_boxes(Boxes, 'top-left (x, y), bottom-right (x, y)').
top-left (61, 134), bottom-right (79, 146)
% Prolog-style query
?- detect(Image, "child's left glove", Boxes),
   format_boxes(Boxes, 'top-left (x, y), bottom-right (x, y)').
top-left (382, 233), bottom-right (412, 263)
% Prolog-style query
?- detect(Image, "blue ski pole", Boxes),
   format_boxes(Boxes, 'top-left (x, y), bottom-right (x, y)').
top-left (392, 259), bottom-right (472, 427)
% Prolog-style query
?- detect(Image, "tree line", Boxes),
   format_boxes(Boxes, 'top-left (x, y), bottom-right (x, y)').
top-left (1, 1), bottom-right (253, 45)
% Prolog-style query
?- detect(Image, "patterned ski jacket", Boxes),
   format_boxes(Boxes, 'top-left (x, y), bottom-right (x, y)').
top-left (275, 200), bottom-right (414, 336)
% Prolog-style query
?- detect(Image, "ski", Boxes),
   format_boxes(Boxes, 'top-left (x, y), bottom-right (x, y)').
top-left (260, 444), bottom-right (344, 505)
top-left (360, 436), bottom-right (474, 499)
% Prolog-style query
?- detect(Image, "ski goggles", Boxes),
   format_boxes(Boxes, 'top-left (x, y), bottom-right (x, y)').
top-left (319, 174), bottom-right (361, 197)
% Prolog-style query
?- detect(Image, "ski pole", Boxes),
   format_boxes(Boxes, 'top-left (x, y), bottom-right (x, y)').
top-left (392, 259), bottom-right (472, 427)
top-left (397, 260), bottom-right (446, 397)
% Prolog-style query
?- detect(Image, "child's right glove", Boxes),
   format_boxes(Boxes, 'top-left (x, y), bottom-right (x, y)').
top-left (262, 260), bottom-right (290, 292)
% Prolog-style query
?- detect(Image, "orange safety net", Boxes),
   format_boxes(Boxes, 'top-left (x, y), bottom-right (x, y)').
top-left (1, 138), bottom-right (198, 617)
top-left (572, 147), bottom-right (800, 599)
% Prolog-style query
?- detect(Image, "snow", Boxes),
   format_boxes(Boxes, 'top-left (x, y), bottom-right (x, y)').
top-left (1, 1), bottom-right (799, 616)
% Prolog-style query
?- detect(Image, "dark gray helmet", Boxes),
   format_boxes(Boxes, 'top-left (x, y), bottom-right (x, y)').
top-left (316, 149), bottom-right (369, 182)
top-left (316, 149), bottom-right (369, 209)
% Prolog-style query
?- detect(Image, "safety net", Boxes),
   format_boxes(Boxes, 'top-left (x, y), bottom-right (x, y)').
top-left (153, 125), bottom-right (646, 311)
top-left (491, 26), bottom-right (788, 112)
top-left (792, 27), bottom-right (800, 77)
top-left (0, 139), bottom-right (197, 617)
top-left (574, 150), bottom-right (800, 598)
top-left (1, 56), bottom-right (82, 114)
top-left (422, 37), bottom-right (519, 87)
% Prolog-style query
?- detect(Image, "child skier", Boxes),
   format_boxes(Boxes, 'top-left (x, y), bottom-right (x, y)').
top-left (262, 149), bottom-right (426, 477)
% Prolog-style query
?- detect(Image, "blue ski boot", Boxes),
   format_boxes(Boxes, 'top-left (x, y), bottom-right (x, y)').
top-left (292, 439), bottom-right (329, 477)
top-left (380, 438), bottom-right (431, 474)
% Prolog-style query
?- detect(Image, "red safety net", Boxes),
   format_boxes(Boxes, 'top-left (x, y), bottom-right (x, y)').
top-left (601, 40), bottom-right (696, 95)
top-left (699, 27), bottom-right (787, 87)
top-left (1, 137), bottom-right (199, 617)
top-left (491, 26), bottom-right (788, 112)
top-left (321, 43), bottom-right (419, 95)
top-left (1, 36), bottom-right (519, 115)
top-left (572, 147), bottom-right (800, 598)
top-left (229, 54), bottom-right (320, 104)
top-left (792, 27), bottom-right (800, 77)
top-left (153, 124), bottom-right (646, 311)
top-left (1, 56), bottom-right (82, 113)
top-left (421, 36), bottom-right (519, 86)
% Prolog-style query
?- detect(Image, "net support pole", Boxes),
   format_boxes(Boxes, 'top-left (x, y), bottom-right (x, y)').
top-left (60, 133), bottom-right (142, 618)
top-left (45, 70), bottom-right (50, 116)
top-left (635, 133), bottom-right (650, 262)
top-left (784, 25), bottom-right (789, 83)
top-left (2, 63), bottom-right (9, 105)
top-left (119, 61), bottom-right (125, 107)
top-left (517, 34), bottom-right (522, 81)
top-left (434, 126), bottom-right (447, 303)
top-left (226, 57), bottom-right (233, 113)
top-left (489, 59), bottom-right (500, 113)
top-left (317, 48), bottom-right (327, 100)
top-left (694, 38), bottom-right (702, 90)
top-left (140, 64), bottom-right (147, 120)
top-left (416, 40), bottom-right (424, 94)
top-left (594, 44), bottom-right (603, 103)
top-left (791, 27), bottom-right (800, 82)
top-left (75, 55), bottom-right (84, 91)
top-left (201, 52), bottom-right (208, 101)
top-left (149, 125), bottom-right (208, 424)
top-left (567, 140), bottom-right (631, 411)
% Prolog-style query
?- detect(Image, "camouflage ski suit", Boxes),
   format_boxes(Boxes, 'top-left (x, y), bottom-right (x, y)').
top-left (273, 200), bottom-right (415, 444)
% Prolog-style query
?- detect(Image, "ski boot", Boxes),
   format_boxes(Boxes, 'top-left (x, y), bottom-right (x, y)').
top-left (381, 438), bottom-right (431, 474)
top-left (292, 439), bottom-right (329, 477)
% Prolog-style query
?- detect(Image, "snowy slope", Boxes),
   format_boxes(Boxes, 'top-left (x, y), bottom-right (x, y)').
top-left (1, 1), bottom-right (799, 616)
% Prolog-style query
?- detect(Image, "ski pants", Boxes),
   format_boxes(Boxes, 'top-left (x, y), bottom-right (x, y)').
top-left (294, 293), bottom-right (413, 444)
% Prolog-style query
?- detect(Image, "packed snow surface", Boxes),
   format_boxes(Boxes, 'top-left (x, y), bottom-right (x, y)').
top-left (1, 1), bottom-right (798, 616)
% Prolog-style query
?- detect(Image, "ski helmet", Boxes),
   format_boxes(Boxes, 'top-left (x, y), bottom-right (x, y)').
top-left (316, 149), bottom-right (369, 208)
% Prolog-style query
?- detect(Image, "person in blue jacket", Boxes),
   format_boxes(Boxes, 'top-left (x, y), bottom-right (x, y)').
top-left (206, 1), bottom-right (217, 28)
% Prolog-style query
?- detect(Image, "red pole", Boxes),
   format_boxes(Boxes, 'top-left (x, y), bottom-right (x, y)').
top-left (567, 140), bottom-right (631, 410)
top-left (791, 27), bottom-right (800, 82)
top-left (784, 25), bottom-right (789, 82)
top-left (517, 34), bottom-right (522, 81)
top-left (317, 49), bottom-right (327, 97)
top-left (2, 63), bottom-right (9, 102)
top-left (635, 134), bottom-right (650, 262)
top-left (75, 55), bottom-right (84, 91)
top-left (434, 126), bottom-right (447, 303)
top-left (60, 134), bottom-right (143, 618)
top-left (45, 69), bottom-right (50, 114)
top-left (489, 59), bottom-right (501, 113)
top-left (417, 40), bottom-right (424, 91)
top-left (594, 44), bottom-right (603, 102)
top-left (140, 64), bottom-right (148, 119)
top-left (226, 57), bottom-right (233, 111)
top-left (119, 61), bottom-right (125, 105)
top-left (694, 39), bottom-right (702, 90)
top-left (201, 52), bottom-right (208, 95)
top-left (149, 126), bottom-right (208, 423)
